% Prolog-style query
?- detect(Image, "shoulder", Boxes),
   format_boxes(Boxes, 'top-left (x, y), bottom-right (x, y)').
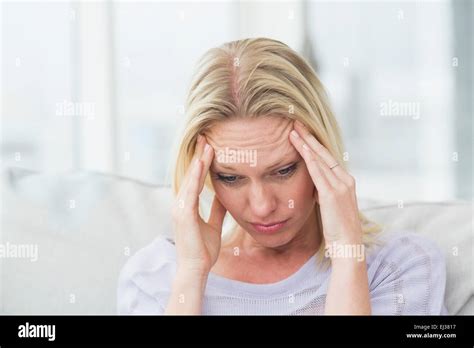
top-left (367, 232), bottom-right (445, 269)
top-left (116, 235), bottom-right (177, 314)
top-left (121, 235), bottom-right (177, 276)
top-left (366, 232), bottom-right (447, 314)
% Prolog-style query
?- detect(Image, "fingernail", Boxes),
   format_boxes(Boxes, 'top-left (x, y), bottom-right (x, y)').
top-left (290, 130), bottom-right (299, 138)
top-left (204, 143), bottom-right (211, 153)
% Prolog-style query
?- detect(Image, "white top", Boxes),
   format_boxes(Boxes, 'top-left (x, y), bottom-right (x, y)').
top-left (117, 232), bottom-right (448, 315)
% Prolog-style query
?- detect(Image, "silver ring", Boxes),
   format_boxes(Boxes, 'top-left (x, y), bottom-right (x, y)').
top-left (329, 163), bottom-right (339, 170)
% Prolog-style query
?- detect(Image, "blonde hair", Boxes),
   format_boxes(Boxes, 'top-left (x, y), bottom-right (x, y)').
top-left (172, 37), bottom-right (383, 265)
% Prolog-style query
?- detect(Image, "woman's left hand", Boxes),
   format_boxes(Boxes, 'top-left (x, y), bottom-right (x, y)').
top-left (289, 120), bottom-right (363, 250)
top-left (290, 120), bottom-right (371, 314)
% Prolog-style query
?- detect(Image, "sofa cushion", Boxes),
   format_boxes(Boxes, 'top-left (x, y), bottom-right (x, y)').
top-left (361, 201), bottom-right (473, 315)
top-left (1, 167), bottom-right (171, 314)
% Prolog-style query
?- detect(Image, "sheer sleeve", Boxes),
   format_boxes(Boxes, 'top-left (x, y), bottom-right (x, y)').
top-left (116, 235), bottom-right (176, 315)
top-left (367, 233), bottom-right (447, 315)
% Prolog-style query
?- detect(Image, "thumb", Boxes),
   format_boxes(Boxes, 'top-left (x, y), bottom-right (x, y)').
top-left (208, 195), bottom-right (227, 230)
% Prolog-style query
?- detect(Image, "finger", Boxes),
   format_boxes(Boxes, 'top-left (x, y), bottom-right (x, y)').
top-left (207, 195), bottom-right (227, 230)
top-left (184, 157), bottom-right (203, 214)
top-left (293, 121), bottom-right (354, 186)
top-left (289, 130), bottom-right (333, 193)
top-left (289, 128), bottom-right (335, 187)
top-left (176, 134), bottom-right (205, 212)
top-left (302, 143), bottom-right (343, 190)
top-left (176, 157), bottom-right (202, 215)
top-left (182, 135), bottom-right (213, 205)
top-left (179, 134), bottom-right (205, 195)
top-left (294, 120), bottom-right (335, 166)
top-left (197, 138), bottom-right (215, 193)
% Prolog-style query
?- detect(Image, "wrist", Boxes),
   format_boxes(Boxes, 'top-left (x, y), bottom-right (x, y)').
top-left (176, 266), bottom-right (209, 283)
top-left (166, 267), bottom-right (208, 315)
top-left (324, 239), bottom-right (366, 264)
top-left (330, 255), bottom-right (367, 270)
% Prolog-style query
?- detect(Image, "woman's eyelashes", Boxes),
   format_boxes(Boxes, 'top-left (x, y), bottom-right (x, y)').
top-left (213, 162), bottom-right (299, 187)
top-left (276, 163), bottom-right (298, 178)
top-left (215, 174), bottom-right (239, 186)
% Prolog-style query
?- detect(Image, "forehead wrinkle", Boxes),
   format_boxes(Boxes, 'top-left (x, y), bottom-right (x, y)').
top-left (211, 136), bottom-right (299, 172)
top-left (205, 116), bottom-right (296, 172)
top-left (206, 116), bottom-right (293, 151)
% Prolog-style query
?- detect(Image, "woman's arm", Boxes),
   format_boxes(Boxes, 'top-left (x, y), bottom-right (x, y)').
top-left (289, 120), bottom-right (371, 315)
top-left (325, 248), bottom-right (371, 315)
top-left (166, 134), bottom-right (227, 315)
top-left (164, 268), bottom-right (209, 315)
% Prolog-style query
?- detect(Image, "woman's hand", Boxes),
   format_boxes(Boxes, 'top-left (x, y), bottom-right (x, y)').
top-left (289, 120), bottom-right (363, 251)
top-left (172, 134), bottom-right (227, 276)
top-left (289, 120), bottom-right (371, 314)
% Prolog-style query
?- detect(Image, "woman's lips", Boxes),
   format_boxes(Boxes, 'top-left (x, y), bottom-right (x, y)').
top-left (250, 219), bottom-right (289, 234)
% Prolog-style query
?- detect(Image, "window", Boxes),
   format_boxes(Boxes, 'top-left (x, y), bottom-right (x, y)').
top-left (306, 0), bottom-right (471, 201)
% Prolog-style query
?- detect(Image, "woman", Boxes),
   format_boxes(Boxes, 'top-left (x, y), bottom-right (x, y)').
top-left (117, 38), bottom-right (447, 315)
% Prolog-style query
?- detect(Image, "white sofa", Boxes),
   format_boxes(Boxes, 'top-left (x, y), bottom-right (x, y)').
top-left (0, 167), bottom-right (472, 314)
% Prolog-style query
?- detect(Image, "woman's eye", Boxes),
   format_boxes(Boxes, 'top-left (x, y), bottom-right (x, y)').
top-left (214, 163), bottom-right (298, 187)
top-left (216, 174), bottom-right (239, 185)
top-left (276, 163), bottom-right (297, 177)
top-left (278, 167), bottom-right (292, 175)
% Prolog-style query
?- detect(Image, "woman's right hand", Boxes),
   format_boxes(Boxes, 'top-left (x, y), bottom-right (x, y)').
top-left (172, 134), bottom-right (227, 276)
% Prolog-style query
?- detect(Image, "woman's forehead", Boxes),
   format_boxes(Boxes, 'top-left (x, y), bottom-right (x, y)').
top-left (205, 116), bottom-right (293, 150)
top-left (206, 117), bottom-right (300, 172)
top-left (211, 145), bottom-right (299, 173)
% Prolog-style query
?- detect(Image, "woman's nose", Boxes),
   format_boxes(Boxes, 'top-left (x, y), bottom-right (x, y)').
top-left (247, 183), bottom-right (277, 218)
